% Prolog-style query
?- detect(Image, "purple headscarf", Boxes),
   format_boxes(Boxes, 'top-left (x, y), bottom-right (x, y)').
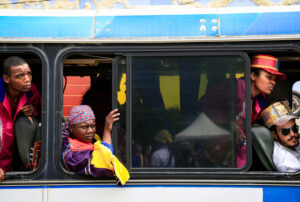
top-left (62, 105), bottom-right (95, 137)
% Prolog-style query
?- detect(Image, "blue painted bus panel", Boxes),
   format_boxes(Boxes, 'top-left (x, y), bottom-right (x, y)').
top-left (263, 186), bottom-right (300, 202)
top-left (0, 16), bottom-right (94, 38)
top-left (95, 15), bottom-right (219, 38)
top-left (219, 12), bottom-right (300, 36)
top-left (0, 11), bottom-right (300, 39)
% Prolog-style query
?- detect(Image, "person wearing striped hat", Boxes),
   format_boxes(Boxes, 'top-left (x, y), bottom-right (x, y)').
top-left (197, 54), bottom-right (286, 168)
top-left (62, 105), bottom-right (129, 185)
top-left (236, 54), bottom-right (286, 168)
top-left (250, 54), bottom-right (286, 123)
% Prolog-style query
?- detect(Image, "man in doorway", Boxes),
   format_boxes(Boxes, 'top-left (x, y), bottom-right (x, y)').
top-left (0, 56), bottom-right (40, 182)
top-left (261, 100), bottom-right (300, 172)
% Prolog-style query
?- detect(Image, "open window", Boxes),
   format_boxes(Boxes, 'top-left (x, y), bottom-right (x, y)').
top-left (0, 49), bottom-right (44, 179)
top-left (246, 50), bottom-right (300, 172)
top-left (63, 54), bottom-right (114, 136)
top-left (61, 52), bottom-right (122, 178)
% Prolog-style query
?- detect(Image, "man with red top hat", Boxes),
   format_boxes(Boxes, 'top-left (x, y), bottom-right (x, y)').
top-left (261, 100), bottom-right (300, 172)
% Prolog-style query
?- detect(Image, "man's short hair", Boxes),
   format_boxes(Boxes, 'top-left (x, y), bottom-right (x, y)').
top-left (2, 56), bottom-right (27, 76)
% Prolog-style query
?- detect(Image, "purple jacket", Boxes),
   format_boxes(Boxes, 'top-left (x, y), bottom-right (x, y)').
top-left (62, 135), bottom-right (114, 177)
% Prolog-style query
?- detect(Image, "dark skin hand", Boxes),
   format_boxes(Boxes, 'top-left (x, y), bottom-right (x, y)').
top-left (102, 109), bottom-right (120, 145)
top-left (21, 104), bottom-right (34, 116)
top-left (0, 168), bottom-right (4, 182)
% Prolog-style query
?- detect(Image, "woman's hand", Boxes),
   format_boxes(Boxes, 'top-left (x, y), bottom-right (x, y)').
top-left (102, 109), bottom-right (120, 145)
top-left (104, 109), bottom-right (120, 133)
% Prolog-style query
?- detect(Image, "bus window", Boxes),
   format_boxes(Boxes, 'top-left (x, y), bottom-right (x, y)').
top-left (0, 52), bottom-right (43, 175)
top-left (129, 54), bottom-right (248, 170)
top-left (63, 55), bottom-right (113, 136)
top-left (62, 54), bottom-right (118, 174)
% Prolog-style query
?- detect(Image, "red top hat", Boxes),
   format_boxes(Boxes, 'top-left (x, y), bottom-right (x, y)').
top-left (251, 54), bottom-right (286, 81)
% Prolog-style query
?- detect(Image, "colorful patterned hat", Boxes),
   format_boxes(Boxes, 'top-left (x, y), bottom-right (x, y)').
top-left (62, 105), bottom-right (95, 137)
top-left (67, 105), bottom-right (95, 124)
top-left (251, 54), bottom-right (286, 81)
top-left (260, 100), bottom-right (297, 128)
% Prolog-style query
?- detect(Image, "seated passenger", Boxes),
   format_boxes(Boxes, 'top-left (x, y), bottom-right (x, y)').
top-left (62, 105), bottom-right (129, 185)
top-left (0, 56), bottom-right (40, 182)
top-left (261, 100), bottom-right (300, 172)
top-left (151, 129), bottom-right (175, 167)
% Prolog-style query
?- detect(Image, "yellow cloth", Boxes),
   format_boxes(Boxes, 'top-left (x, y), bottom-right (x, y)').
top-left (91, 135), bottom-right (130, 185)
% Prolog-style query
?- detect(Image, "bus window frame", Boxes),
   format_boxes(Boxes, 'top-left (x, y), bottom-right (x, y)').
top-left (120, 51), bottom-right (252, 175)
top-left (0, 46), bottom-right (47, 180)
top-left (56, 48), bottom-right (124, 181)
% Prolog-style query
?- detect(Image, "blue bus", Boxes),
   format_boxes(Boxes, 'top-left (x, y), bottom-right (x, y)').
top-left (1, 5), bottom-right (300, 202)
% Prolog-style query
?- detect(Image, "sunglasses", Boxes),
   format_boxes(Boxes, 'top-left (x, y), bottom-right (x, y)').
top-left (280, 124), bottom-right (299, 136)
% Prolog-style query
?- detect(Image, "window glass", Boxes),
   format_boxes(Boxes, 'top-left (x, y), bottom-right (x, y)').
top-left (116, 58), bottom-right (127, 164)
top-left (131, 55), bottom-right (246, 169)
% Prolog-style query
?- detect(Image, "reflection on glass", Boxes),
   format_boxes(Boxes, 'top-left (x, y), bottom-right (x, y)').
top-left (131, 56), bottom-right (246, 169)
top-left (116, 58), bottom-right (127, 164)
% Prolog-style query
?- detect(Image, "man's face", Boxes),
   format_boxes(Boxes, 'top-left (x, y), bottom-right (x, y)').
top-left (4, 63), bottom-right (32, 93)
top-left (69, 119), bottom-right (96, 143)
top-left (273, 119), bottom-right (299, 150)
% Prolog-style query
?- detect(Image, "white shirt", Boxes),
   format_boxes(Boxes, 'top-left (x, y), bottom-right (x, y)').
top-left (151, 146), bottom-right (175, 167)
top-left (273, 141), bottom-right (300, 172)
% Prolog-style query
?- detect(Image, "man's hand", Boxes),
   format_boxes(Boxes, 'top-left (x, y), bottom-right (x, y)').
top-left (22, 104), bottom-right (34, 116)
top-left (0, 168), bottom-right (5, 182)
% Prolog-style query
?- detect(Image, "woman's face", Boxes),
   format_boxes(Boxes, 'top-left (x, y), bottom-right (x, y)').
top-left (69, 119), bottom-right (96, 143)
top-left (251, 70), bottom-right (276, 95)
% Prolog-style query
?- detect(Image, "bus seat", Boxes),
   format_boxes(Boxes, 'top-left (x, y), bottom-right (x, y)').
top-left (15, 116), bottom-right (41, 170)
top-left (251, 124), bottom-right (277, 171)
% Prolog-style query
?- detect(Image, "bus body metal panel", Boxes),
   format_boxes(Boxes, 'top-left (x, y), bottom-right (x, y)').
top-left (0, 16), bottom-right (94, 38)
top-left (0, 9), bottom-right (300, 41)
top-left (95, 14), bottom-right (218, 38)
top-left (219, 12), bottom-right (300, 36)
top-left (0, 185), bottom-right (263, 202)
top-left (1, 184), bottom-right (300, 202)
top-left (0, 186), bottom-right (43, 202)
